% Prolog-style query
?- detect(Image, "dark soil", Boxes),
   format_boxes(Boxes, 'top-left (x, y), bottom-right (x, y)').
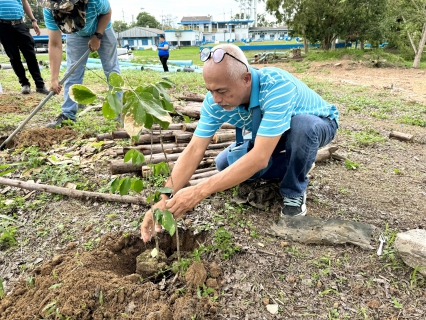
top-left (1, 61), bottom-right (426, 319)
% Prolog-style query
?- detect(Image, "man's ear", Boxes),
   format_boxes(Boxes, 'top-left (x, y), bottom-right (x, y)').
top-left (243, 71), bottom-right (252, 86)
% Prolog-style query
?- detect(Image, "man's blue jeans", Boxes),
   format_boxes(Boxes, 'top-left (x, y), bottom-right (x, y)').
top-left (62, 28), bottom-right (121, 120)
top-left (215, 114), bottom-right (338, 198)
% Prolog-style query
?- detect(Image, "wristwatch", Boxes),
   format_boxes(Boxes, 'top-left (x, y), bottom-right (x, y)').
top-left (31, 19), bottom-right (37, 23)
top-left (161, 193), bottom-right (173, 199)
top-left (94, 32), bottom-right (103, 40)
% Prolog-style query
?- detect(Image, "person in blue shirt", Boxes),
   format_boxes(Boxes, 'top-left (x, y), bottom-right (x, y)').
top-left (37, 0), bottom-right (121, 128)
top-left (0, 0), bottom-right (49, 94)
top-left (140, 43), bottom-right (339, 242)
top-left (157, 34), bottom-right (169, 72)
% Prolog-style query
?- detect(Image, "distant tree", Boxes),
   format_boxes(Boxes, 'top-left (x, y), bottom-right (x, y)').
top-left (26, 0), bottom-right (45, 28)
top-left (256, 13), bottom-right (275, 27)
top-left (135, 11), bottom-right (161, 29)
top-left (113, 20), bottom-right (129, 33)
top-left (386, 0), bottom-right (426, 68)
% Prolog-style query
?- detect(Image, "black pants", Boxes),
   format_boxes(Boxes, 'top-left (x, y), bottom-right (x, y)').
top-left (0, 22), bottom-right (45, 88)
top-left (159, 55), bottom-right (169, 72)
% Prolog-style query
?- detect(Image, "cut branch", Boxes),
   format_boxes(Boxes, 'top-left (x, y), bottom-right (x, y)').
top-left (0, 177), bottom-right (145, 204)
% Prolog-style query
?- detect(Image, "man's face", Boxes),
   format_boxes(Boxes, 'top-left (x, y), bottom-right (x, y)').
top-left (203, 61), bottom-right (251, 110)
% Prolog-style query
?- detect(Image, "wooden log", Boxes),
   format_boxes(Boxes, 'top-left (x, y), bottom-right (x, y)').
top-left (315, 146), bottom-right (339, 162)
top-left (0, 177), bottom-right (146, 204)
top-left (389, 131), bottom-right (414, 142)
top-left (212, 132), bottom-right (236, 144)
top-left (188, 178), bottom-right (207, 186)
top-left (97, 133), bottom-right (113, 141)
top-left (183, 122), bottom-right (235, 132)
top-left (112, 130), bottom-right (181, 140)
top-left (111, 150), bottom-right (220, 175)
top-left (123, 143), bottom-right (189, 155)
top-left (135, 131), bottom-right (180, 145)
top-left (190, 170), bottom-right (218, 180)
top-left (141, 158), bottom-right (216, 177)
top-left (175, 133), bottom-right (194, 144)
top-left (175, 94), bottom-right (205, 102)
top-left (174, 104), bottom-right (201, 119)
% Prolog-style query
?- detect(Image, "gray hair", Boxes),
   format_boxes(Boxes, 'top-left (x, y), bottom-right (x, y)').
top-left (208, 44), bottom-right (249, 80)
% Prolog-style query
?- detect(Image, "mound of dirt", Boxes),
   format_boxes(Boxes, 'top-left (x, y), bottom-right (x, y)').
top-left (0, 232), bottom-right (220, 320)
top-left (10, 127), bottom-right (78, 149)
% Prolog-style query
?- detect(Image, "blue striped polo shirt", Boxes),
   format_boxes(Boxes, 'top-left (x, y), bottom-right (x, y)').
top-left (194, 67), bottom-right (339, 138)
top-left (0, 0), bottom-right (24, 20)
top-left (43, 0), bottom-right (111, 36)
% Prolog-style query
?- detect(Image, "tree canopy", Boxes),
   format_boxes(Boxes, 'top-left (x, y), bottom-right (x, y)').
top-left (135, 11), bottom-right (161, 29)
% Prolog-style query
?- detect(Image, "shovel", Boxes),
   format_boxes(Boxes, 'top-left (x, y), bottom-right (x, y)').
top-left (0, 49), bottom-right (91, 150)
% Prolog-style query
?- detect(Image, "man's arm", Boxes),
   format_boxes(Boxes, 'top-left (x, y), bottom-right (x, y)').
top-left (47, 29), bottom-right (63, 94)
top-left (21, 0), bottom-right (40, 35)
top-left (88, 8), bottom-right (112, 51)
top-left (165, 134), bottom-right (281, 217)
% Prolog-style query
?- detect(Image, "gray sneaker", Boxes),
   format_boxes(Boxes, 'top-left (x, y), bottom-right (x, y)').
top-left (21, 85), bottom-right (30, 94)
top-left (46, 114), bottom-right (74, 128)
top-left (281, 192), bottom-right (307, 217)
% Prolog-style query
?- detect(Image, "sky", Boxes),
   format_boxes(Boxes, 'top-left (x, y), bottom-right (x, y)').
top-left (108, 0), bottom-right (270, 27)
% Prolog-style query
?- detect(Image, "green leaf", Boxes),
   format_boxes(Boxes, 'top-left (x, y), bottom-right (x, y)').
top-left (158, 187), bottom-right (173, 194)
top-left (69, 84), bottom-right (97, 104)
top-left (131, 179), bottom-right (144, 193)
top-left (152, 83), bottom-right (171, 102)
top-left (161, 210), bottom-right (176, 236)
top-left (119, 178), bottom-right (131, 196)
top-left (157, 79), bottom-right (174, 89)
top-left (151, 248), bottom-right (158, 258)
top-left (109, 72), bottom-right (124, 88)
top-left (134, 88), bottom-right (169, 120)
top-left (123, 150), bottom-right (134, 163)
top-left (110, 177), bottom-right (120, 193)
top-left (161, 99), bottom-right (175, 113)
top-left (144, 114), bottom-right (154, 129)
top-left (102, 99), bottom-right (116, 119)
top-left (153, 116), bottom-right (171, 130)
top-left (107, 92), bottom-right (122, 116)
top-left (0, 168), bottom-right (18, 176)
top-left (154, 162), bottom-right (170, 176)
top-left (132, 151), bottom-right (145, 165)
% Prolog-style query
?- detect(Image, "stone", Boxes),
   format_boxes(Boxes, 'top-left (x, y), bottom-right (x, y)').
top-left (394, 229), bottom-right (426, 276)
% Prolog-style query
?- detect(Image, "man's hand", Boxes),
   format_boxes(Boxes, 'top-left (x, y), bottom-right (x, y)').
top-left (140, 209), bottom-right (163, 242)
top-left (165, 186), bottom-right (203, 219)
top-left (49, 79), bottom-right (62, 95)
top-left (32, 21), bottom-right (40, 36)
top-left (88, 37), bottom-right (101, 52)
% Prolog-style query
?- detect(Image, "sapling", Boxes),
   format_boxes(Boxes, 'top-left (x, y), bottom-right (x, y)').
top-left (70, 72), bottom-right (181, 261)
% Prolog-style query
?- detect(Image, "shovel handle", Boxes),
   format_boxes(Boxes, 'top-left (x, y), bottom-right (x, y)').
top-left (0, 49), bottom-right (91, 150)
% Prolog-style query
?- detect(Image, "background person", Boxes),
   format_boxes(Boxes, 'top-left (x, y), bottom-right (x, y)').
top-left (157, 34), bottom-right (169, 72)
top-left (140, 43), bottom-right (339, 242)
top-left (38, 0), bottom-right (121, 128)
top-left (0, 0), bottom-right (49, 95)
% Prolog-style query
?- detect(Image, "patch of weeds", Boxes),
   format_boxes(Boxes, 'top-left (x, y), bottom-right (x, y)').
top-left (391, 296), bottom-right (403, 309)
top-left (213, 227), bottom-right (240, 260)
top-left (410, 267), bottom-right (425, 287)
top-left (352, 129), bottom-right (386, 146)
top-left (83, 238), bottom-right (99, 251)
top-left (285, 246), bottom-right (301, 258)
top-left (398, 114), bottom-right (426, 127)
top-left (171, 258), bottom-right (192, 275)
top-left (0, 214), bottom-right (18, 247)
top-left (35, 164), bottom-right (81, 187)
top-left (196, 284), bottom-right (214, 298)
top-left (344, 159), bottom-right (360, 170)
